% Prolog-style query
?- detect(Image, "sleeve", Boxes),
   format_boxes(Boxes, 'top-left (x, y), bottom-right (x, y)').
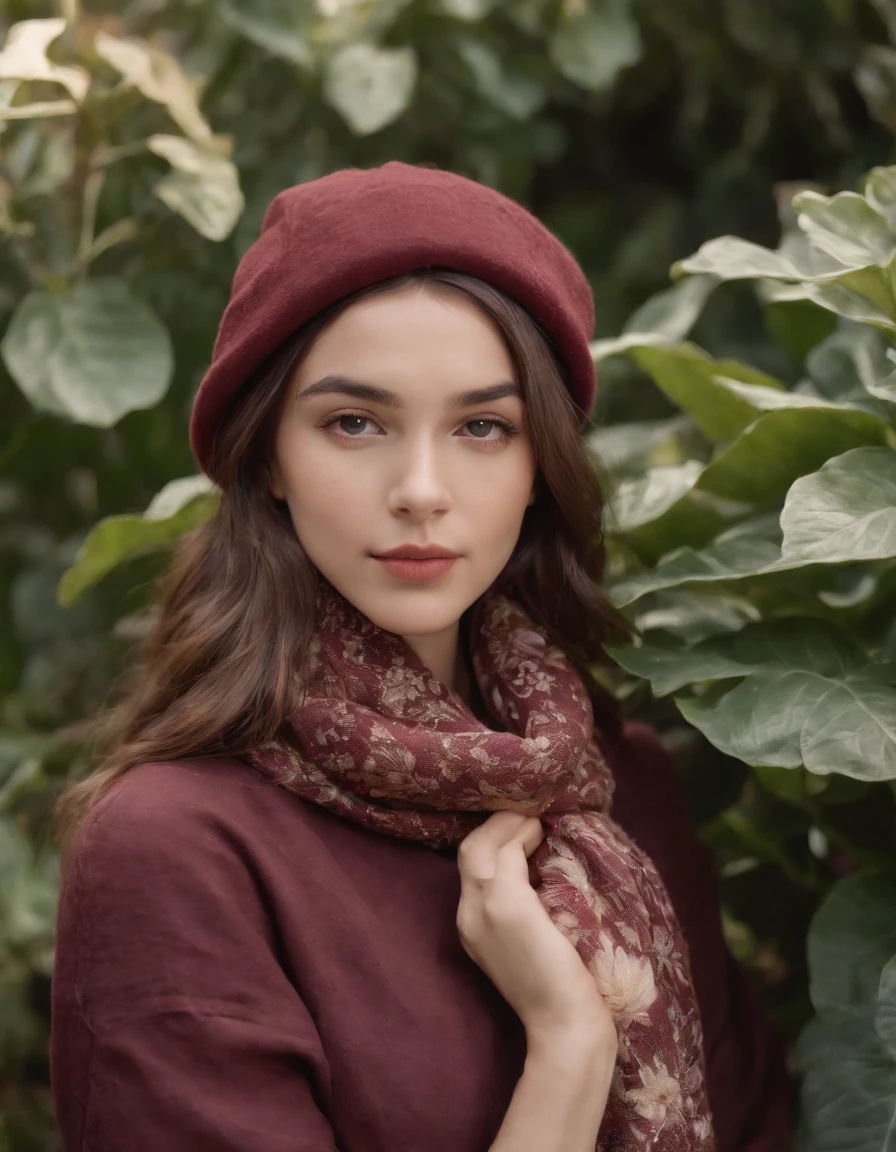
top-left (609, 721), bottom-right (794, 1152)
top-left (50, 781), bottom-right (339, 1152)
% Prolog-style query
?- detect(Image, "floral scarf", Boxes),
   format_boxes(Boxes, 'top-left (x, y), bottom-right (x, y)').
top-left (249, 580), bottom-right (714, 1150)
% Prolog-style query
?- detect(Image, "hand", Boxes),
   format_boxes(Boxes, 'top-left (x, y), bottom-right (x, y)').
top-left (456, 811), bottom-right (617, 1052)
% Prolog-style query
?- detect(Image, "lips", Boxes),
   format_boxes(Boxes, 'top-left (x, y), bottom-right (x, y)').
top-left (373, 553), bottom-right (459, 583)
top-left (372, 545), bottom-right (459, 560)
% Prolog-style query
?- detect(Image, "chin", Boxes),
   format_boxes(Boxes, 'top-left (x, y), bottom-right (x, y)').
top-left (361, 594), bottom-right (467, 640)
top-left (356, 593), bottom-right (470, 639)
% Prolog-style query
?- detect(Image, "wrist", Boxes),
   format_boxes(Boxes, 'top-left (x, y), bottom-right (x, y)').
top-left (524, 1026), bottom-right (617, 1111)
top-left (525, 992), bottom-right (617, 1051)
top-left (525, 1014), bottom-right (618, 1071)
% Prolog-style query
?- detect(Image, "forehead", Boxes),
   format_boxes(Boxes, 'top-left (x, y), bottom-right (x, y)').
top-left (295, 286), bottom-right (516, 386)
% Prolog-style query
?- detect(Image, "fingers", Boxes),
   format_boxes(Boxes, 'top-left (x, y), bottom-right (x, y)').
top-left (491, 828), bottom-right (541, 894)
top-left (516, 814), bottom-right (547, 859)
top-left (458, 812), bottom-right (544, 893)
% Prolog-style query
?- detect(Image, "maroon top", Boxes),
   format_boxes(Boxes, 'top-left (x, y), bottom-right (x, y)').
top-left (51, 721), bottom-right (791, 1151)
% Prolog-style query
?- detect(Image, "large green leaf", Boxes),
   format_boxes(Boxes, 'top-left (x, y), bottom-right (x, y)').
top-left (676, 208), bottom-right (893, 285)
top-left (765, 280), bottom-right (896, 337)
top-left (678, 668), bottom-right (830, 769)
top-left (323, 43), bottom-right (418, 135)
top-left (795, 872), bottom-right (896, 1152)
top-left (548, 0), bottom-right (641, 92)
top-left (695, 401), bottom-right (888, 505)
top-left (608, 460), bottom-right (704, 531)
top-left (608, 477), bottom-right (745, 560)
top-left (586, 415), bottom-right (693, 477)
top-left (610, 466), bottom-right (896, 604)
top-left (605, 392), bottom-right (888, 555)
top-left (622, 274), bottom-right (718, 342)
top-left (674, 168), bottom-right (896, 333)
top-left (806, 324), bottom-right (896, 412)
top-left (632, 590), bottom-right (759, 644)
top-left (589, 275), bottom-right (717, 360)
top-left (795, 1012), bottom-right (896, 1152)
top-left (604, 435), bottom-right (750, 555)
top-left (148, 135), bottom-right (244, 241)
top-left (0, 279), bottom-right (173, 427)
top-left (609, 618), bottom-right (865, 697)
top-left (608, 518), bottom-right (803, 607)
top-left (675, 235), bottom-right (809, 281)
top-left (794, 189), bottom-right (896, 269)
top-left (781, 448), bottom-right (896, 563)
top-left (677, 666), bottom-right (896, 780)
top-left (800, 671), bottom-right (896, 781)
top-left (620, 343), bottom-right (786, 442)
top-left (58, 476), bottom-right (219, 606)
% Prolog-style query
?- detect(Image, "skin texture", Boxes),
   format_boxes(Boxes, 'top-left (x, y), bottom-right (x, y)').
top-left (271, 283), bottom-right (537, 691)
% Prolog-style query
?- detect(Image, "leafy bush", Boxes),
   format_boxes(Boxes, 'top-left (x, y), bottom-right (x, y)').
top-left (3, 0), bottom-right (896, 1146)
top-left (593, 169), bottom-right (896, 1148)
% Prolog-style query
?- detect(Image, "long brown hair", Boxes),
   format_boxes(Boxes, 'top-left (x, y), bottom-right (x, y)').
top-left (54, 270), bottom-right (631, 850)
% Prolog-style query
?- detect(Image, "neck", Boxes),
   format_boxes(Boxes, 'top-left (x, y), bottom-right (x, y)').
top-left (401, 619), bottom-right (471, 703)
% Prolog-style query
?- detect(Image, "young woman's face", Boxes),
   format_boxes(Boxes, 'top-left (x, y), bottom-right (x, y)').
top-left (271, 284), bottom-right (537, 652)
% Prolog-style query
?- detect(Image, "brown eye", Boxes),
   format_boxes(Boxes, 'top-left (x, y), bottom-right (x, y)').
top-left (461, 418), bottom-right (519, 444)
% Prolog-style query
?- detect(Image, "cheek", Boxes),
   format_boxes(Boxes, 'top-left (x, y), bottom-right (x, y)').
top-left (472, 456), bottom-right (536, 521)
top-left (275, 428), bottom-right (331, 496)
top-left (276, 441), bottom-right (370, 535)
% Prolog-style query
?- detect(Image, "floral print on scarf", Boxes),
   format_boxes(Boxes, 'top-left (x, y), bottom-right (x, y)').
top-left (249, 581), bottom-right (714, 1150)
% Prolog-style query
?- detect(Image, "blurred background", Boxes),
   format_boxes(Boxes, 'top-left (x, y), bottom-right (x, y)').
top-left (3, 0), bottom-right (896, 1147)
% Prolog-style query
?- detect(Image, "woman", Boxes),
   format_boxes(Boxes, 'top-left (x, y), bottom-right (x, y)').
top-left (50, 162), bottom-right (791, 1152)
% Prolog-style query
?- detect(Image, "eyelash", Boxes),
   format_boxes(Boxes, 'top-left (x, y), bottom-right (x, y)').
top-left (318, 412), bottom-right (520, 447)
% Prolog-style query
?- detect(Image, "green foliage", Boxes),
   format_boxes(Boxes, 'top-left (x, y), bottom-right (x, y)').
top-left (793, 872), bottom-right (896, 1150)
top-left (675, 166), bottom-right (896, 336)
top-left (58, 475), bottom-right (218, 605)
top-left (548, 0), bottom-right (641, 92)
top-left (598, 168), bottom-right (896, 1143)
top-left (2, 278), bottom-right (173, 425)
top-left (5, 0), bottom-right (896, 1145)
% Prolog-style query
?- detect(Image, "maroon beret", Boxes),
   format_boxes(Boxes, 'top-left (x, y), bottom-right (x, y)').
top-left (190, 161), bottom-right (596, 478)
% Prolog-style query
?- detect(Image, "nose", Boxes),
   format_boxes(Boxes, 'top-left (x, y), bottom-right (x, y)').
top-left (386, 435), bottom-right (451, 522)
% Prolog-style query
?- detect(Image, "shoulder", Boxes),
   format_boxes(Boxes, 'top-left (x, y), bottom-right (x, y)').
top-left (53, 758), bottom-right (326, 1037)
top-left (85, 754), bottom-right (277, 825)
top-left (59, 757), bottom-right (300, 931)
top-left (57, 760), bottom-right (297, 992)
top-left (71, 756), bottom-right (283, 867)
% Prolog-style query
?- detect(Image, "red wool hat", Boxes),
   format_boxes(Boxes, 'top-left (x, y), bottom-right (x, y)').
top-left (190, 161), bottom-right (597, 479)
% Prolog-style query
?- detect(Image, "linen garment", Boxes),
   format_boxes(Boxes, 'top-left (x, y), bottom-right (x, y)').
top-left (50, 724), bottom-right (792, 1152)
top-left (249, 584), bottom-right (712, 1148)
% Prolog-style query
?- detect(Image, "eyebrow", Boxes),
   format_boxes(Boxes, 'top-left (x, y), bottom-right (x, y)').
top-left (295, 374), bottom-right (522, 408)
